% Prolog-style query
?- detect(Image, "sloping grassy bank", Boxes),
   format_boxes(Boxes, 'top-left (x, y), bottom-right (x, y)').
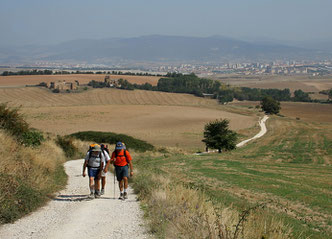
top-left (131, 149), bottom-right (292, 239)
top-left (0, 130), bottom-right (67, 223)
top-left (131, 114), bottom-right (331, 238)
top-left (0, 104), bottom-right (84, 224)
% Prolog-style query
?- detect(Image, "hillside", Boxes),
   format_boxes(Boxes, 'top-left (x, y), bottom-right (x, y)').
top-left (1, 35), bottom-right (330, 64)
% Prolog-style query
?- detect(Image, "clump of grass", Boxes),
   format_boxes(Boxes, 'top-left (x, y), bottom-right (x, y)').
top-left (0, 103), bottom-right (44, 147)
top-left (55, 135), bottom-right (82, 159)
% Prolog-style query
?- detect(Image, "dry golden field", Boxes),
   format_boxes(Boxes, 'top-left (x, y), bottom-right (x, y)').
top-left (229, 100), bottom-right (332, 123)
top-left (211, 74), bottom-right (332, 93)
top-left (0, 74), bottom-right (160, 87)
top-left (0, 87), bottom-right (256, 149)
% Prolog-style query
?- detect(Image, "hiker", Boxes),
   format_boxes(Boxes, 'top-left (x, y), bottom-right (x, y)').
top-left (82, 144), bottom-right (105, 198)
top-left (110, 142), bottom-right (133, 200)
top-left (100, 144), bottom-right (111, 195)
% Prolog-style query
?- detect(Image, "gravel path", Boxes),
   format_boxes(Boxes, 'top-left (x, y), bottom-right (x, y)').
top-left (0, 160), bottom-right (150, 239)
top-left (236, 115), bottom-right (269, 147)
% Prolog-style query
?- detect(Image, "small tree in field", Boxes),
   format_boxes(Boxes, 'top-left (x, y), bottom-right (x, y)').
top-left (260, 96), bottom-right (280, 114)
top-left (202, 119), bottom-right (237, 153)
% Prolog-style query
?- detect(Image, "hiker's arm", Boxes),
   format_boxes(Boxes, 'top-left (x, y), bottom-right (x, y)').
top-left (104, 160), bottom-right (111, 173)
top-left (82, 161), bottom-right (88, 177)
top-left (129, 160), bottom-right (133, 176)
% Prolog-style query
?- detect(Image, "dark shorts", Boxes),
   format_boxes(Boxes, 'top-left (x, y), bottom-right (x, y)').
top-left (88, 167), bottom-right (100, 179)
top-left (115, 165), bottom-right (129, 181)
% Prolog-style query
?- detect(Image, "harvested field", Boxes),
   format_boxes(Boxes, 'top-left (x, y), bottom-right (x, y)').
top-left (229, 100), bottom-right (332, 123)
top-left (280, 102), bottom-right (332, 123)
top-left (0, 74), bottom-right (160, 87)
top-left (211, 74), bottom-right (332, 93)
top-left (0, 88), bottom-right (256, 149)
top-left (0, 88), bottom-right (218, 107)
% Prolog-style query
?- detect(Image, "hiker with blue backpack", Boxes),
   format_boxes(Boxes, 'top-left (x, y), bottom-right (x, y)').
top-left (107, 142), bottom-right (134, 200)
top-left (82, 144), bottom-right (106, 198)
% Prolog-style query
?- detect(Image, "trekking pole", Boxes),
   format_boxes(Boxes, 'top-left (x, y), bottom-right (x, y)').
top-left (113, 170), bottom-right (116, 199)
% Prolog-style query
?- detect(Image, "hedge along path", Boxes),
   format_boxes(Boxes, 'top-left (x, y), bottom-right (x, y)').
top-left (0, 159), bottom-right (149, 239)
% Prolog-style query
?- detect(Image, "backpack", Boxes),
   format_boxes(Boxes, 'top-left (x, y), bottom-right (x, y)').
top-left (87, 144), bottom-right (102, 167)
top-left (114, 149), bottom-right (130, 164)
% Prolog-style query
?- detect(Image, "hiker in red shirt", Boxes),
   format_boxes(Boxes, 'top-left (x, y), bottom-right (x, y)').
top-left (109, 142), bottom-right (133, 200)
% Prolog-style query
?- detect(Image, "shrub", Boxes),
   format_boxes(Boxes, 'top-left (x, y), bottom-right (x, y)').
top-left (69, 131), bottom-right (154, 152)
top-left (0, 103), bottom-right (44, 147)
top-left (21, 130), bottom-right (44, 147)
top-left (0, 103), bottom-right (29, 137)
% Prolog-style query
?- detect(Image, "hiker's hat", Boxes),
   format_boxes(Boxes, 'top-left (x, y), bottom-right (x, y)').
top-left (115, 142), bottom-right (125, 150)
top-left (91, 145), bottom-right (101, 152)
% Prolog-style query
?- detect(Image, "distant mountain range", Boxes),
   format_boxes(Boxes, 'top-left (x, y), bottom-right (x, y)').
top-left (0, 35), bottom-right (331, 65)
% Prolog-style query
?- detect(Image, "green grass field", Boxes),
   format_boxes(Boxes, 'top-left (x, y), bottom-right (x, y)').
top-left (133, 113), bottom-right (332, 238)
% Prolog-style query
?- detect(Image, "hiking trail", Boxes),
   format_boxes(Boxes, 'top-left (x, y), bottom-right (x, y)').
top-left (0, 160), bottom-right (149, 239)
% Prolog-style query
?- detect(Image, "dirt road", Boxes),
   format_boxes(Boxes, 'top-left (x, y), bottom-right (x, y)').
top-left (0, 160), bottom-right (149, 239)
top-left (236, 115), bottom-right (269, 147)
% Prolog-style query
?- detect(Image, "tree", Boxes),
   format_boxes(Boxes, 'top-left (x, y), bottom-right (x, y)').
top-left (260, 96), bottom-right (280, 114)
top-left (328, 89), bottom-right (332, 100)
top-left (293, 89), bottom-right (311, 102)
top-left (202, 119), bottom-right (237, 153)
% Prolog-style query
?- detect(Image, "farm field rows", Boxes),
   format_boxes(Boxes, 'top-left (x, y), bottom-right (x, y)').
top-left (0, 74), bottom-right (160, 87)
top-left (0, 87), bottom-right (256, 149)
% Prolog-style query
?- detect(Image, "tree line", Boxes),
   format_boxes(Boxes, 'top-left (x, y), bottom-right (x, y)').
top-left (87, 73), bottom-right (318, 103)
top-left (1, 69), bottom-right (164, 77)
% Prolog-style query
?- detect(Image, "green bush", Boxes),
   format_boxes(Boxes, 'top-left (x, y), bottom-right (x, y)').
top-left (55, 136), bottom-right (79, 158)
top-left (69, 131), bottom-right (154, 152)
top-left (21, 130), bottom-right (44, 147)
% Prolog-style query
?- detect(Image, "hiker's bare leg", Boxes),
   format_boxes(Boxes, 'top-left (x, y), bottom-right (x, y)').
top-left (123, 177), bottom-right (128, 190)
top-left (89, 177), bottom-right (94, 189)
top-left (95, 179), bottom-right (100, 192)
top-left (101, 176), bottom-right (106, 189)
top-left (118, 180), bottom-right (124, 192)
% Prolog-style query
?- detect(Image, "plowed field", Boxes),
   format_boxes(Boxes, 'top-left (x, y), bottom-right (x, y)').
top-left (0, 88), bottom-right (256, 150)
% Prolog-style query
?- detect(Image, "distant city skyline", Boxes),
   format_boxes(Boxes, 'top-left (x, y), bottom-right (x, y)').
top-left (1, 0), bottom-right (332, 46)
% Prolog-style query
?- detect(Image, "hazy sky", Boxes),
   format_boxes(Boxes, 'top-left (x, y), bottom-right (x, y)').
top-left (1, 0), bottom-right (331, 46)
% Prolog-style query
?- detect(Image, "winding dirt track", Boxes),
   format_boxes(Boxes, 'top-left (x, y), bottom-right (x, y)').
top-left (0, 160), bottom-right (149, 239)
top-left (236, 115), bottom-right (269, 147)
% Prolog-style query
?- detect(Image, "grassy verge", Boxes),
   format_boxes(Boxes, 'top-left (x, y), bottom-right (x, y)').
top-left (132, 115), bottom-right (331, 238)
top-left (0, 131), bottom-right (68, 224)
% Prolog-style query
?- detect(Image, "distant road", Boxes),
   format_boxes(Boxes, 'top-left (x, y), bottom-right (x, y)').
top-left (236, 115), bottom-right (269, 147)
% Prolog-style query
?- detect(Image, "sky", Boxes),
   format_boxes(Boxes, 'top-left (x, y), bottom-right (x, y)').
top-left (1, 0), bottom-right (331, 46)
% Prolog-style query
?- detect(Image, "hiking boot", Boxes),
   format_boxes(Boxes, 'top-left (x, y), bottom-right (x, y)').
top-left (88, 192), bottom-right (94, 199)
top-left (123, 192), bottom-right (128, 199)
top-left (119, 193), bottom-right (124, 200)
top-left (95, 192), bottom-right (101, 198)
top-left (101, 189), bottom-right (105, 195)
